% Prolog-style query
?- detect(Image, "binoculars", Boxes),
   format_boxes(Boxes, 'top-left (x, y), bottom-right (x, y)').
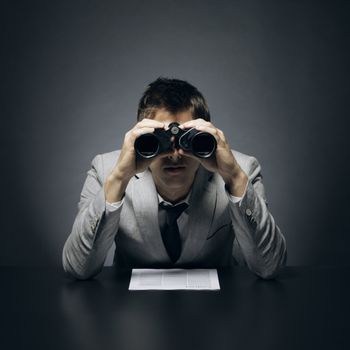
top-left (134, 122), bottom-right (217, 159)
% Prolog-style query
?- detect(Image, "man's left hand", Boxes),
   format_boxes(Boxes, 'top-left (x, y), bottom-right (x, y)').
top-left (179, 119), bottom-right (248, 197)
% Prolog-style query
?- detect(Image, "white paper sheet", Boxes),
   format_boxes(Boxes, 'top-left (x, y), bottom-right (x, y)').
top-left (129, 269), bottom-right (220, 290)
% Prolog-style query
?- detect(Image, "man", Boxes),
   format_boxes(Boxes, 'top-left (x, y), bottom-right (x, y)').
top-left (62, 77), bottom-right (287, 280)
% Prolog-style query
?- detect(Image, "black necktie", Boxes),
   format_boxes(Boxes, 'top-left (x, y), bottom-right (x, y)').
top-left (160, 202), bottom-right (188, 263)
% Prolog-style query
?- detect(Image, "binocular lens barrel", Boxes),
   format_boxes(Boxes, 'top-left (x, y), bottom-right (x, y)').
top-left (134, 134), bottom-right (159, 158)
top-left (134, 128), bottom-right (216, 159)
top-left (191, 133), bottom-right (216, 157)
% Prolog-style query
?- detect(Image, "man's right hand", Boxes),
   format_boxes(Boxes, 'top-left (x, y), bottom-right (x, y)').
top-left (104, 118), bottom-right (166, 203)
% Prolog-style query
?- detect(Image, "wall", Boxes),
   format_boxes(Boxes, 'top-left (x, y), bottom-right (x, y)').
top-left (2, 0), bottom-right (349, 266)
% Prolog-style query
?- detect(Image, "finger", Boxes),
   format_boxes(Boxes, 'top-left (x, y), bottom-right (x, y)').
top-left (179, 119), bottom-right (211, 129)
top-left (196, 125), bottom-right (221, 143)
top-left (216, 129), bottom-right (227, 143)
top-left (137, 118), bottom-right (165, 128)
top-left (127, 127), bottom-right (156, 143)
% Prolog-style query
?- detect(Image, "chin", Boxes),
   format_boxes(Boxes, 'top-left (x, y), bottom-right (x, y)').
top-left (163, 175), bottom-right (187, 185)
top-left (161, 173), bottom-right (191, 186)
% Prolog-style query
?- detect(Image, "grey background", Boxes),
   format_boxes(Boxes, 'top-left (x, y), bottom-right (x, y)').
top-left (2, 0), bottom-right (349, 267)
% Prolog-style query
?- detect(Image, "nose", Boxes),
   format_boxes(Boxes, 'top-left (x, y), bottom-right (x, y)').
top-left (167, 147), bottom-right (182, 161)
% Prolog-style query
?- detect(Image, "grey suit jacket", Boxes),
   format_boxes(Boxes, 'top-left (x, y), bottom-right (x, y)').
top-left (62, 149), bottom-right (287, 280)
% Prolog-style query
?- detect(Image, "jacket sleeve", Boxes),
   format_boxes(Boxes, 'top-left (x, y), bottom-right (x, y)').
top-left (229, 156), bottom-right (287, 279)
top-left (62, 154), bottom-right (122, 279)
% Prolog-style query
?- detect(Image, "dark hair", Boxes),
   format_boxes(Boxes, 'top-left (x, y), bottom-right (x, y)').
top-left (137, 77), bottom-right (211, 121)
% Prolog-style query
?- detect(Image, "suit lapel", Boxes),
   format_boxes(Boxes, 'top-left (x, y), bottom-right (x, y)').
top-left (177, 166), bottom-right (217, 265)
top-left (131, 169), bottom-right (170, 264)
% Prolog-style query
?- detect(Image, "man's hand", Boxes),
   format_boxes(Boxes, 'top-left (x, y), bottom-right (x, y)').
top-left (179, 119), bottom-right (248, 197)
top-left (104, 119), bottom-right (166, 202)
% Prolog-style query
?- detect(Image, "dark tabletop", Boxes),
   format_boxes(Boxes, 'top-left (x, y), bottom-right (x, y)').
top-left (1, 266), bottom-right (350, 350)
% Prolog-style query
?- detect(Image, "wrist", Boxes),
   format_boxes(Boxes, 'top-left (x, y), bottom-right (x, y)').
top-left (224, 170), bottom-right (248, 197)
top-left (104, 172), bottom-right (131, 202)
top-left (107, 170), bottom-right (132, 185)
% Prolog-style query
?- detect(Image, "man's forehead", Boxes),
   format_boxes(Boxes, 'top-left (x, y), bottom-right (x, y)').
top-left (152, 108), bottom-right (194, 125)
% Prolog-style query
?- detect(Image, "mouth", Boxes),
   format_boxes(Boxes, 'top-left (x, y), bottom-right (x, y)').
top-left (163, 165), bottom-right (186, 175)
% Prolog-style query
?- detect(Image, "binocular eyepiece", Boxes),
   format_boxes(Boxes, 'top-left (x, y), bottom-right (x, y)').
top-left (134, 122), bottom-right (217, 159)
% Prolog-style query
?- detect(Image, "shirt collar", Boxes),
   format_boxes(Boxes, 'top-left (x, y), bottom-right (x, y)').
top-left (158, 190), bottom-right (192, 207)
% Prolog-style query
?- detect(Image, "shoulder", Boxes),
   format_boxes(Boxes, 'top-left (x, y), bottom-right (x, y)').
top-left (90, 150), bottom-right (121, 182)
top-left (99, 149), bottom-right (121, 164)
top-left (231, 149), bottom-right (261, 179)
